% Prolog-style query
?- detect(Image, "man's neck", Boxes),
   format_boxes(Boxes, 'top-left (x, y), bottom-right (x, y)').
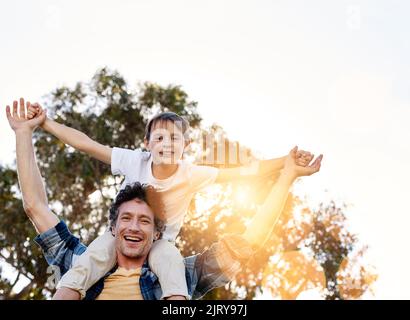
top-left (117, 253), bottom-right (145, 270)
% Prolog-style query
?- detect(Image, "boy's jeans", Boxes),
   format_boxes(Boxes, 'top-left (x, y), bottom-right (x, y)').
top-left (57, 231), bottom-right (190, 299)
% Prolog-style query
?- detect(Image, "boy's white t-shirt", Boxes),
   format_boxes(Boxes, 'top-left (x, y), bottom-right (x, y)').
top-left (111, 147), bottom-right (219, 241)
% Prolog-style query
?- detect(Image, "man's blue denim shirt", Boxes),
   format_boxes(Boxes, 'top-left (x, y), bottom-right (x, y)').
top-left (34, 220), bottom-right (254, 300)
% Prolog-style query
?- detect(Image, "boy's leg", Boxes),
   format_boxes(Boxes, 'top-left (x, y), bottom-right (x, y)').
top-left (148, 239), bottom-right (190, 300)
top-left (57, 231), bottom-right (116, 299)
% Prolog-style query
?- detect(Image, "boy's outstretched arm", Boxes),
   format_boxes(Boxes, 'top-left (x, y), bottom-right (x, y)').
top-left (6, 99), bottom-right (59, 234)
top-left (242, 147), bottom-right (323, 248)
top-left (29, 103), bottom-right (112, 165)
top-left (215, 151), bottom-right (313, 184)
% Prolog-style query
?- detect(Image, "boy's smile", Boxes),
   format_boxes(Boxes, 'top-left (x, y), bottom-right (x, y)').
top-left (146, 120), bottom-right (188, 166)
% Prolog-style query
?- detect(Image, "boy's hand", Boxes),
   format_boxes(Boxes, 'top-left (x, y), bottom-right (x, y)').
top-left (26, 102), bottom-right (44, 120)
top-left (6, 98), bottom-right (46, 133)
top-left (283, 146), bottom-right (323, 180)
top-left (295, 150), bottom-right (314, 167)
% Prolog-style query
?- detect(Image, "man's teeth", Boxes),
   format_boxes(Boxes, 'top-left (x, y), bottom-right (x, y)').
top-left (124, 236), bottom-right (142, 242)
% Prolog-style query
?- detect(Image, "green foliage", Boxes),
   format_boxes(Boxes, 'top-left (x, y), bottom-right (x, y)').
top-left (0, 167), bottom-right (49, 299)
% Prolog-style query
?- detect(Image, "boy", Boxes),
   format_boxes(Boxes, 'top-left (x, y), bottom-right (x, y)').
top-left (27, 101), bottom-right (313, 299)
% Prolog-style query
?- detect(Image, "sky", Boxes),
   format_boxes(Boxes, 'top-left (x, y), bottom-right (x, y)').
top-left (1, 0), bottom-right (409, 299)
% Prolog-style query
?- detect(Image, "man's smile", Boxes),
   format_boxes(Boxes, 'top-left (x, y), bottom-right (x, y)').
top-left (123, 234), bottom-right (144, 246)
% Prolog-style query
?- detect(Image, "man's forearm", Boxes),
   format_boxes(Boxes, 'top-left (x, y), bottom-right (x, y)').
top-left (15, 130), bottom-right (59, 233)
top-left (242, 171), bottom-right (294, 247)
top-left (16, 130), bottom-right (48, 207)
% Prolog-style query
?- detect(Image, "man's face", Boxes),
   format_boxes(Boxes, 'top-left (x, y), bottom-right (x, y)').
top-left (112, 199), bottom-right (159, 260)
top-left (146, 120), bottom-right (187, 165)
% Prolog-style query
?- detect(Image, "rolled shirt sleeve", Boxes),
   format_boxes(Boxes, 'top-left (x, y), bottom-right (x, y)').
top-left (189, 234), bottom-right (255, 299)
top-left (34, 221), bottom-right (87, 277)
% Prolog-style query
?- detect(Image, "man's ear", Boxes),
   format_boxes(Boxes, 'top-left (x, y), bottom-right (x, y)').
top-left (144, 138), bottom-right (149, 150)
top-left (154, 231), bottom-right (161, 241)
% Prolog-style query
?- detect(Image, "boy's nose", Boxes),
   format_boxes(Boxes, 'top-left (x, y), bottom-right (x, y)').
top-left (162, 137), bottom-right (172, 147)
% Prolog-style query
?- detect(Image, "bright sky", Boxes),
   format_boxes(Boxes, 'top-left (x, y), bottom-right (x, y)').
top-left (1, 0), bottom-right (409, 299)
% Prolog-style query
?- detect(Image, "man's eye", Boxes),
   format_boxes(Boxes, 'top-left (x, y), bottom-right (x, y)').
top-left (141, 220), bottom-right (150, 224)
top-left (121, 217), bottom-right (130, 221)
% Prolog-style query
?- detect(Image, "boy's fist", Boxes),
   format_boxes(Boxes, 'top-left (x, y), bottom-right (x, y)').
top-left (295, 150), bottom-right (314, 167)
top-left (283, 146), bottom-right (323, 179)
top-left (6, 98), bottom-right (46, 132)
top-left (27, 103), bottom-right (44, 120)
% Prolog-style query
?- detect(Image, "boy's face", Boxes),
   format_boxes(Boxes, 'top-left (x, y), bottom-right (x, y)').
top-left (146, 120), bottom-right (188, 165)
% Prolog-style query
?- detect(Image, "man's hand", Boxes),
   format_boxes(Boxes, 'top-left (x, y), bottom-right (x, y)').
top-left (6, 98), bottom-right (46, 133)
top-left (283, 146), bottom-right (323, 180)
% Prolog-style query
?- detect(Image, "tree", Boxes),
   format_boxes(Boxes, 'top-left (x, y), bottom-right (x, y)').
top-left (0, 68), bottom-right (376, 299)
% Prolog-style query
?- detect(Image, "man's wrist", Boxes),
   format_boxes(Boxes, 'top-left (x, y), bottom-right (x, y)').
top-left (279, 156), bottom-right (287, 168)
top-left (278, 170), bottom-right (297, 185)
top-left (14, 128), bottom-right (34, 136)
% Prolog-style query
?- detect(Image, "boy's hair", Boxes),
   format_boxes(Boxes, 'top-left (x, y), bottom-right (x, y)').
top-left (109, 182), bottom-right (166, 238)
top-left (144, 112), bottom-right (190, 141)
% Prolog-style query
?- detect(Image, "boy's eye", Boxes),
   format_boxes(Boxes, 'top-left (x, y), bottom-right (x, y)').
top-left (171, 134), bottom-right (183, 141)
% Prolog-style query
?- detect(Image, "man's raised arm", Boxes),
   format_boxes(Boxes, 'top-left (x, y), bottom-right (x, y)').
top-left (242, 146), bottom-right (323, 248)
top-left (190, 146), bottom-right (323, 299)
top-left (6, 98), bottom-right (59, 234)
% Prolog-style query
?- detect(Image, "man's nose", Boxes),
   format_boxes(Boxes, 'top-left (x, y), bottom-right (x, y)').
top-left (128, 219), bottom-right (142, 231)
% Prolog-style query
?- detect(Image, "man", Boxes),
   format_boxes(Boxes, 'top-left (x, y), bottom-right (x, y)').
top-left (6, 98), bottom-right (323, 300)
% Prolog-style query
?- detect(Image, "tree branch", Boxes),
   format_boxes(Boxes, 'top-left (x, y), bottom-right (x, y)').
top-left (9, 282), bottom-right (34, 300)
top-left (10, 272), bottom-right (21, 289)
top-left (0, 252), bottom-right (34, 281)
